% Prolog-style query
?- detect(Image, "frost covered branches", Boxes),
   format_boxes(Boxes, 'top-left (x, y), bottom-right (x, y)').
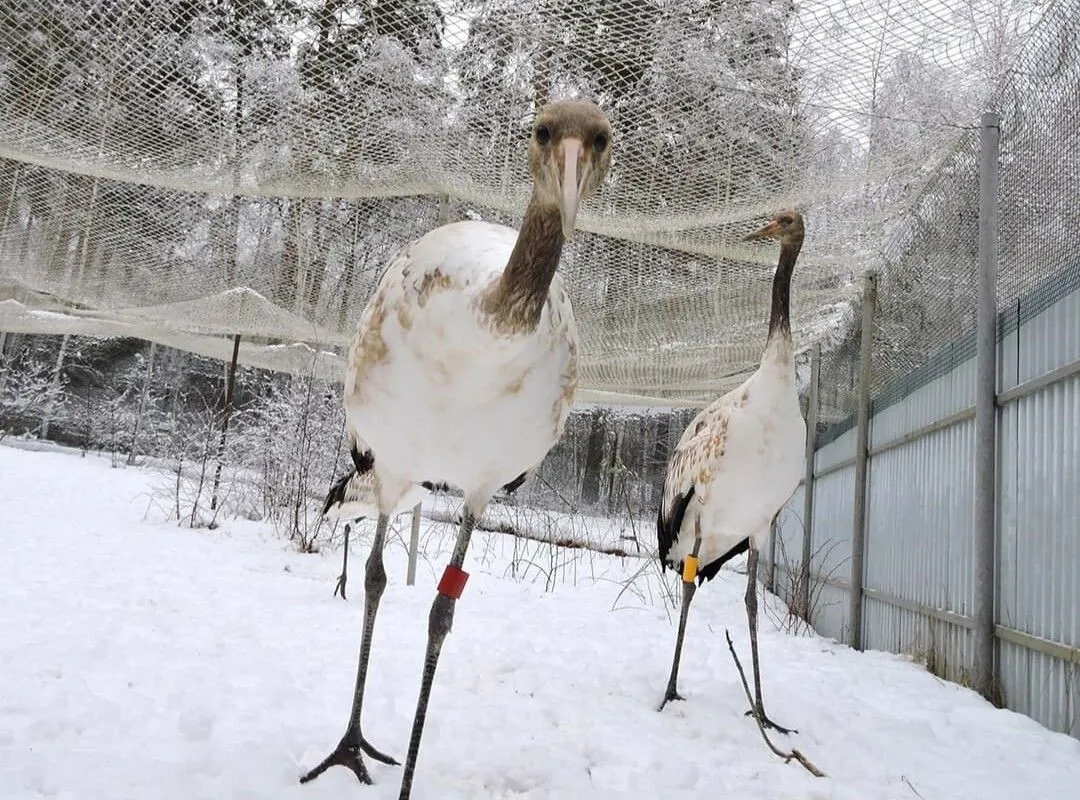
top-left (0, 343), bottom-right (66, 443)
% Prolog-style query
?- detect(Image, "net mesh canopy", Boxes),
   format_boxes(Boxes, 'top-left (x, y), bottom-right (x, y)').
top-left (0, 0), bottom-right (1072, 406)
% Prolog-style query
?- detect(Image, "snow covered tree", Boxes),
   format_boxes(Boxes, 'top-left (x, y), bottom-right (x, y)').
top-left (452, 0), bottom-right (806, 206)
top-left (0, 343), bottom-right (66, 443)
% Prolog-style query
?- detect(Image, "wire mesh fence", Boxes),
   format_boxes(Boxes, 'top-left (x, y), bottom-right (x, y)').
top-left (0, 0), bottom-right (1068, 407)
top-left (805, 0), bottom-right (1080, 441)
top-left (761, 0), bottom-right (1080, 739)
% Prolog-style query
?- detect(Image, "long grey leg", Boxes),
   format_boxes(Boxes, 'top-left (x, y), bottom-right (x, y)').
top-left (396, 509), bottom-right (479, 800)
top-left (744, 545), bottom-right (795, 734)
top-left (657, 522), bottom-right (703, 711)
top-left (301, 513), bottom-right (399, 786)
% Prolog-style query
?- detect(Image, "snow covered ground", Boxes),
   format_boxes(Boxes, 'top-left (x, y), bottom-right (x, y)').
top-left (2, 445), bottom-right (1078, 800)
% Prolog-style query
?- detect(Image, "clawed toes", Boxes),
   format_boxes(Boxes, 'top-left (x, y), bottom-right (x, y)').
top-left (360, 737), bottom-right (399, 766)
top-left (300, 734), bottom-right (398, 786)
top-left (657, 692), bottom-right (685, 712)
top-left (299, 750), bottom-right (372, 786)
top-left (333, 576), bottom-right (348, 600)
top-left (744, 709), bottom-right (796, 735)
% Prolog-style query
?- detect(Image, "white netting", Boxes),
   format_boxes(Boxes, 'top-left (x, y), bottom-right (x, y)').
top-left (0, 0), bottom-right (1064, 405)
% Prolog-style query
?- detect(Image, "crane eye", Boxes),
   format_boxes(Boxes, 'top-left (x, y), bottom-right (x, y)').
top-left (535, 125), bottom-right (551, 145)
top-left (593, 133), bottom-right (608, 153)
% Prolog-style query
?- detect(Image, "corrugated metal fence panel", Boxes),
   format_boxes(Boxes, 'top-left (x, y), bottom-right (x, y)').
top-left (871, 355), bottom-right (977, 445)
top-left (996, 282), bottom-right (1080, 737)
top-left (997, 391), bottom-right (1022, 677)
top-left (999, 380), bottom-right (1080, 736)
top-left (998, 639), bottom-right (1079, 739)
top-left (807, 463), bottom-right (855, 643)
top-left (795, 277), bottom-right (1080, 738)
top-left (998, 316), bottom-right (1020, 393)
top-left (863, 413), bottom-right (977, 682)
top-left (816, 425), bottom-right (855, 473)
top-left (1016, 282), bottom-right (1080, 382)
top-left (771, 486), bottom-right (806, 607)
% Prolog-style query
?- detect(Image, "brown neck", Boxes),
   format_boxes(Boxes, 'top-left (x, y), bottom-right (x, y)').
top-left (766, 236), bottom-right (802, 344)
top-left (484, 195), bottom-right (565, 334)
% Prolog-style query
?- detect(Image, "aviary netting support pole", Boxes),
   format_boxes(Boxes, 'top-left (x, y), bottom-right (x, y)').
top-left (211, 334), bottom-right (242, 513)
top-left (798, 343), bottom-right (821, 621)
top-left (0, 330), bottom-right (7, 396)
top-left (848, 271), bottom-right (877, 651)
top-left (405, 194), bottom-right (453, 585)
top-left (406, 506), bottom-right (422, 587)
top-left (973, 110), bottom-right (1001, 703)
top-left (127, 340), bottom-right (157, 466)
top-left (766, 515), bottom-right (778, 592)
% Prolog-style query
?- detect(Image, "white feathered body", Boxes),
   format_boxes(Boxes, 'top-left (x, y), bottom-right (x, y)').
top-left (344, 220), bottom-right (578, 510)
top-left (661, 338), bottom-right (804, 572)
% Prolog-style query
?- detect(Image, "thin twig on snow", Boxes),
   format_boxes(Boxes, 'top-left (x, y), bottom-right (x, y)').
top-left (724, 629), bottom-right (825, 778)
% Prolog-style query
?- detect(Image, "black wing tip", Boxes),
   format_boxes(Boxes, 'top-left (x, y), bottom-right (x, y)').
top-left (656, 482), bottom-right (750, 585)
top-left (657, 484), bottom-right (695, 570)
top-left (696, 537), bottom-right (750, 585)
top-left (351, 445), bottom-right (374, 475)
top-left (501, 471), bottom-right (528, 495)
top-left (330, 454), bottom-right (525, 510)
top-left (420, 473), bottom-right (525, 497)
top-left (322, 470), bottom-right (355, 516)
top-left (323, 444), bottom-right (376, 517)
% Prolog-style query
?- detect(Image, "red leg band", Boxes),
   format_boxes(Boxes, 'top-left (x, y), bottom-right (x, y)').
top-left (437, 565), bottom-right (469, 599)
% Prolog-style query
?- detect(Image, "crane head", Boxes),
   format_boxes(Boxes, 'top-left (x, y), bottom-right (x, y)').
top-left (529, 99), bottom-right (613, 240)
top-left (743, 210), bottom-right (805, 245)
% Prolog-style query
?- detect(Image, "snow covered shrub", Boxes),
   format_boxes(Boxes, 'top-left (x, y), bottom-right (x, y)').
top-left (0, 344), bottom-right (67, 443)
top-left (239, 372), bottom-right (348, 552)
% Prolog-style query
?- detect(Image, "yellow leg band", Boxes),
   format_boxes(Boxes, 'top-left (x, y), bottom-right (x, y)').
top-left (682, 555), bottom-right (698, 583)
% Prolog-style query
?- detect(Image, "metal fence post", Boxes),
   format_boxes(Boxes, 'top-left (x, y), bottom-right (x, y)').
top-left (849, 272), bottom-right (877, 650)
top-left (973, 110), bottom-right (1001, 701)
top-left (798, 343), bottom-right (821, 620)
top-left (210, 333), bottom-right (241, 512)
top-left (766, 516), bottom-right (778, 592)
top-left (406, 505), bottom-right (422, 586)
top-left (406, 193), bottom-right (454, 585)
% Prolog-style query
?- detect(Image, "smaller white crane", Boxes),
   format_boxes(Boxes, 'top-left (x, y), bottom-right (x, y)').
top-left (656, 211), bottom-right (806, 734)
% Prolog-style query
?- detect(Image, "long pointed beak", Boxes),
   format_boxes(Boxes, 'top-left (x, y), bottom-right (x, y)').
top-left (558, 138), bottom-right (584, 240)
top-left (743, 220), bottom-right (781, 241)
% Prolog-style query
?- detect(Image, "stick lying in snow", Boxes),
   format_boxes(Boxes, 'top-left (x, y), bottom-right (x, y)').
top-left (724, 629), bottom-right (825, 778)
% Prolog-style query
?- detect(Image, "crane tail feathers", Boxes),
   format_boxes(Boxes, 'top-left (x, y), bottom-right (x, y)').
top-left (326, 444), bottom-right (528, 518)
top-left (322, 471), bottom-right (356, 517)
top-left (657, 483), bottom-right (695, 571)
top-left (657, 481), bottom-right (751, 586)
top-left (501, 471), bottom-right (528, 495)
top-left (323, 445), bottom-right (377, 518)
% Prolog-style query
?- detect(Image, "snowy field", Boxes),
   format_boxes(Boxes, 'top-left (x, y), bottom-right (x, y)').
top-left (2, 445), bottom-right (1078, 800)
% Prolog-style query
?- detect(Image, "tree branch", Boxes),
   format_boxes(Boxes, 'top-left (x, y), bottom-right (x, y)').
top-left (724, 629), bottom-right (825, 778)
